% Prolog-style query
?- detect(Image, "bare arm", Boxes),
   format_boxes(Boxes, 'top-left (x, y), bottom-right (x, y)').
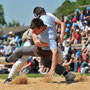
top-left (55, 19), bottom-right (65, 44)
top-left (32, 33), bottom-right (48, 47)
top-left (50, 49), bottom-right (58, 72)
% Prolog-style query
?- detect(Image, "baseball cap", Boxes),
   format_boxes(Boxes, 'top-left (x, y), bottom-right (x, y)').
top-left (3, 35), bottom-right (7, 38)
top-left (65, 28), bottom-right (70, 32)
top-left (0, 44), bottom-right (3, 47)
top-left (64, 35), bottom-right (68, 38)
top-left (76, 9), bottom-right (79, 12)
top-left (66, 24), bottom-right (71, 27)
top-left (87, 7), bottom-right (90, 10)
top-left (77, 51), bottom-right (81, 58)
top-left (72, 18), bottom-right (76, 22)
top-left (28, 57), bottom-right (32, 61)
top-left (18, 38), bottom-right (22, 42)
top-left (16, 35), bottom-right (19, 39)
top-left (74, 23), bottom-right (78, 27)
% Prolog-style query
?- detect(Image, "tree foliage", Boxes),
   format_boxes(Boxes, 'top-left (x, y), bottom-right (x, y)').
top-left (0, 4), bottom-right (6, 27)
top-left (6, 20), bottom-right (21, 27)
top-left (55, 0), bottom-right (90, 18)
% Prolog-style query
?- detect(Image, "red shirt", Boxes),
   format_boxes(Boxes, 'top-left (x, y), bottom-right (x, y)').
top-left (74, 33), bottom-right (80, 40)
top-left (26, 61), bottom-right (32, 68)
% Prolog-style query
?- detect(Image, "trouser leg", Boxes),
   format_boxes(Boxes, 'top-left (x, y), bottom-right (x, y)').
top-left (7, 45), bottom-right (35, 62)
top-left (8, 57), bottom-right (27, 79)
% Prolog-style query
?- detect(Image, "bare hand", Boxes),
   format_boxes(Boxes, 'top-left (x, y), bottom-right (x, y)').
top-left (45, 70), bottom-right (55, 80)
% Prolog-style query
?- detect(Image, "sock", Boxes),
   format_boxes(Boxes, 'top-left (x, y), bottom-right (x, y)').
top-left (63, 71), bottom-right (68, 76)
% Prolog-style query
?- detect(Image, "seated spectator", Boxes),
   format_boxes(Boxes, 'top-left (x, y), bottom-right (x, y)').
top-left (7, 31), bottom-right (15, 43)
top-left (84, 7), bottom-right (90, 26)
top-left (17, 38), bottom-right (24, 48)
top-left (79, 18), bottom-right (84, 30)
top-left (79, 10), bottom-right (85, 20)
top-left (3, 35), bottom-right (8, 44)
top-left (75, 9), bottom-right (80, 21)
top-left (73, 51), bottom-right (81, 72)
top-left (81, 21), bottom-right (88, 33)
top-left (4, 42), bottom-right (12, 56)
top-left (20, 56), bottom-right (33, 74)
top-left (0, 45), bottom-right (5, 56)
top-left (73, 29), bottom-right (81, 44)
top-left (63, 40), bottom-right (71, 60)
top-left (81, 62), bottom-right (89, 74)
top-left (62, 54), bottom-right (74, 71)
top-left (0, 64), bottom-right (11, 74)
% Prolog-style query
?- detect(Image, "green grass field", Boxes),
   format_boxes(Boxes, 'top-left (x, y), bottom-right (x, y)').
top-left (0, 73), bottom-right (45, 79)
top-left (0, 73), bottom-right (90, 79)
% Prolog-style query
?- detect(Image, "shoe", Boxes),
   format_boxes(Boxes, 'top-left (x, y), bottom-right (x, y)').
top-left (65, 72), bottom-right (76, 82)
top-left (4, 78), bottom-right (12, 84)
top-left (0, 57), bottom-right (10, 65)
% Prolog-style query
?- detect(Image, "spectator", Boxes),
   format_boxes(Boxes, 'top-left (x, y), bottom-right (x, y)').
top-left (17, 38), bottom-right (24, 48)
top-left (62, 54), bottom-right (74, 71)
top-left (73, 29), bottom-right (81, 44)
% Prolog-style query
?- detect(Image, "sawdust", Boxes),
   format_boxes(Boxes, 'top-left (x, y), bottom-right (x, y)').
top-left (0, 75), bottom-right (90, 90)
top-left (9, 75), bottom-right (29, 85)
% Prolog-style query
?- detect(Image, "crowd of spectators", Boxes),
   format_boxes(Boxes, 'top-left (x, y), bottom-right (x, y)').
top-left (0, 7), bottom-right (90, 75)
top-left (58, 7), bottom-right (90, 74)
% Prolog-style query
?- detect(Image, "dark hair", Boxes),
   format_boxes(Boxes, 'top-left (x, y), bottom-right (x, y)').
top-left (30, 18), bottom-right (44, 29)
top-left (33, 7), bottom-right (45, 18)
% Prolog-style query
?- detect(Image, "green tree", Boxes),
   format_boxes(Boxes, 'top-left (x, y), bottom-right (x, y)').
top-left (0, 4), bottom-right (6, 27)
top-left (6, 20), bottom-right (21, 27)
top-left (76, 0), bottom-right (90, 5)
top-left (54, 0), bottom-right (90, 19)
top-left (55, 0), bottom-right (76, 18)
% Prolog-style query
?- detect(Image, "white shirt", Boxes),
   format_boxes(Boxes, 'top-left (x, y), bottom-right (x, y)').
top-left (81, 25), bottom-right (88, 32)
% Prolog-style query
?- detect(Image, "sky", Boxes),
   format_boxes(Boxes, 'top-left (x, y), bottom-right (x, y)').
top-left (0, 0), bottom-right (76, 26)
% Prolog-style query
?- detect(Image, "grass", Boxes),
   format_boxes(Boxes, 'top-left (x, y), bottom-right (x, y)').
top-left (0, 73), bottom-right (90, 79)
top-left (0, 73), bottom-right (45, 79)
